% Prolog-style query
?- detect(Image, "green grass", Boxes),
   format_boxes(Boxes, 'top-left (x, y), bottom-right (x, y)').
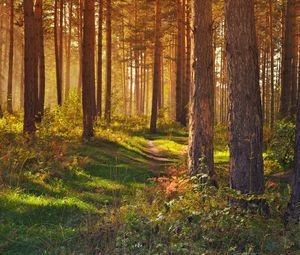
top-left (0, 113), bottom-right (187, 254)
top-left (1, 108), bottom-right (297, 254)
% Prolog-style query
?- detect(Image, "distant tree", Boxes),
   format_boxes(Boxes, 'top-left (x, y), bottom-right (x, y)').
top-left (54, 0), bottom-right (62, 106)
top-left (175, 0), bottom-right (183, 124)
top-left (82, 0), bottom-right (96, 138)
top-left (7, 0), bottom-right (13, 114)
top-left (97, 0), bottom-right (103, 117)
top-left (105, 0), bottom-right (112, 123)
top-left (150, 0), bottom-right (162, 133)
top-left (65, 0), bottom-right (72, 99)
top-left (35, 0), bottom-right (45, 120)
top-left (225, 0), bottom-right (264, 194)
top-left (188, 0), bottom-right (214, 177)
top-left (23, 0), bottom-right (37, 133)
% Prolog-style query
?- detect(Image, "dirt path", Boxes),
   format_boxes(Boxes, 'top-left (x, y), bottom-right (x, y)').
top-left (144, 140), bottom-right (176, 171)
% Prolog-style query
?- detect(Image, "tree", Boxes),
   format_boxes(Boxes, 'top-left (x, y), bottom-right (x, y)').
top-left (0, 2), bottom-right (3, 118)
top-left (150, 0), bottom-right (162, 133)
top-left (188, 0), bottom-right (214, 177)
top-left (65, 1), bottom-right (72, 99)
top-left (97, 0), bottom-right (103, 117)
top-left (7, 0), bottom-right (14, 114)
top-left (35, 0), bottom-right (45, 120)
top-left (279, 0), bottom-right (297, 118)
top-left (175, 0), bottom-right (183, 124)
top-left (286, 66), bottom-right (300, 224)
top-left (225, 0), bottom-right (264, 194)
top-left (104, 0), bottom-right (112, 123)
top-left (82, 0), bottom-right (96, 138)
top-left (23, 0), bottom-right (37, 133)
top-left (54, 0), bottom-right (62, 106)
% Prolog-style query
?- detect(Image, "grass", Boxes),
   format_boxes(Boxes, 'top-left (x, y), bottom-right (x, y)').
top-left (0, 106), bottom-right (299, 254)
top-left (0, 111), bottom-right (188, 254)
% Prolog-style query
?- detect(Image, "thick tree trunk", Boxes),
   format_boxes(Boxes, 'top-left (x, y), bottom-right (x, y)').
top-left (104, 0), bottom-right (112, 123)
top-left (188, 0), bottom-right (214, 177)
top-left (150, 0), bottom-right (161, 133)
top-left (97, 0), bottom-right (103, 117)
top-left (82, 0), bottom-right (96, 138)
top-left (286, 66), bottom-right (300, 223)
top-left (24, 0), bottom-right (37, 133)
top-left (280, 0), bottom-right (296, 118)
top-left (225, 0), bottom-right (264, 194)
top-left (0, 2), bottom-right (3, 117)
top-left (7, 0), bottom-right (13, 114)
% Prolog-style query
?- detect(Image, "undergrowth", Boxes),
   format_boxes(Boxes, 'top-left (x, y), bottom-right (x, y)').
top-left (0, 97), bottom-right (299, 254)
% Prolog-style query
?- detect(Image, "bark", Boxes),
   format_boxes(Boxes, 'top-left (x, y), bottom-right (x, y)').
top-left (59, 0), bottom-right (64, 101)
top-left (97, 0), bottom-right (103, 117)
top-left (65, 1), bottom-right (72, 99)
top-left (150, 0), bottom-right (161, 133)
top-left (225, 0), bottom-right (264, 194)
top-left (104, 0), bottom-right (112, 123)
top-left (35, 0), bottom-right (45, 120)
top-left (0, 2), bottom-right (3, 114)
top-left (185, 0), bottom-right (191, 125)
top-left (82, 0), bottom-right (96, 138)
top-left (188, 0), bottom-right (214, 177)
top-left (176, 0), bottom-right (183, 123)
top-left (269, 0), bottom-right (275, 128)
top-left (20, 43), bottom-right (24, 111)
top-left (54, 0), bottom-right (62, 105)
top-left (280, 0), bottom-right (296, 118)
top-left (286, 59), bottom-right (300, 223)
top-left (77, 0), bottom-right (83, 94)
top-left (7, 0), bottom-right (13, 114)
top-left (24, 0), bottom-right (37, 133)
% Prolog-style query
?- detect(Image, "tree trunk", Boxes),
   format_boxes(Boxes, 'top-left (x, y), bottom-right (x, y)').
top-left (279, 0), bottom-right (296, 118)
top-left (286, 61), bottom-right (300, 224)
top-left (104, 0), bottom-right (112, 123)
top-left (35, 0), bottom-right (45, 120)
top-left (54, 0), bottom-right (62, 105)
top-left (7, 0), bottom-right (13, 114)
top-left (269, 0), bottom-right (275, 128)
top-left (65, 1), bottom-right (72, 99)
top-left (150, 0), bottom-right (161, 133)
top-left (188, 0), bottom-right (214, 177)
top-left (59, 0), bottom-right (64, 102)
top-left (225, 0), bottom-right (264, 194)
top-left (97, 0), bottom-right (103, 117)
top-left (185, 0), bottom-right (191, 122)
top-left (77, 0), bottom-right (83, 94)
top-left (0, 2), bottom-right (3, 117)
top-left (24, 0), bottom-right (37, 133)
top-left (176, 0), bottom-right (183, 124)
top-left (20, 43), bottom-right (24, 111)
top-left (82, 0), bottom-right (96, 138)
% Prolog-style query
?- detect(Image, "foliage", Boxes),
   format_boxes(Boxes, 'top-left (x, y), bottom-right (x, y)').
top-left (267, 120), bottom-right (295, 169)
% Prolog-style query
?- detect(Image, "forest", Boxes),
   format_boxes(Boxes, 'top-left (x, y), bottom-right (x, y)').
top-left (0, 0), bottom-right (299, 254)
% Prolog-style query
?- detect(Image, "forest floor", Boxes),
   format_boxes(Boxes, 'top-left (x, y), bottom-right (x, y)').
top-left (0, 115), bottom-right (190, 254)
top-left (0, 111), bottom-right (299, 254)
